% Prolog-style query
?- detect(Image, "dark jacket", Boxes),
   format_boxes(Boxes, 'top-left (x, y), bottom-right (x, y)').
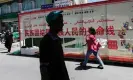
top-left (5, 32), bottom-right (13, 48)
top-left (39, 33), bottom-right (70, 80)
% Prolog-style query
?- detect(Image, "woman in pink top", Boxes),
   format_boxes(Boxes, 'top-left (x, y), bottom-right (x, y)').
top-left (80, 27), bottom-right (104, 69)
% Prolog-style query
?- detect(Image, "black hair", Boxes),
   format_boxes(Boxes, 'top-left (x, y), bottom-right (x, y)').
top-left (89, 27), bottom-right (96, 35)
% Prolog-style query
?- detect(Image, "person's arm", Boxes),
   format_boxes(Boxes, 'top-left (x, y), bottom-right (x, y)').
top-left (83, 35), bottom-right (90, 46)
top-left (82, 43), bottom-right (87, 46)
top-left (98, 42), bottom-right (101, 48)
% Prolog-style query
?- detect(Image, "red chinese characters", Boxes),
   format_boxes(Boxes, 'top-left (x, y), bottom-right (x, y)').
top-left (79, 27), bottom-right (86, 36)
top-left (30, 30), bottom-right (35, 36)
top-left (40, 29), bottom-right (45, 36)
top-left (107, 26), bottom-right (115, 35)
top-left (58, 31), bottom-right (64, 36)
top-left (25, 30), bottom-right (30, 36)
top-left (108, 40), bottom-right (118, 50)
top-left (65, 28), bottom-right (71, 36)
top-left (25, 29), bottom-right (47, 37)
top-left (24, 26), bottom-right (116, 37)
top-left (72, 27), bottom-right (78, 36)
top-left (35, 29), bottom-right (39, 36)
top-left (96, 26), bottom-right (104, 35)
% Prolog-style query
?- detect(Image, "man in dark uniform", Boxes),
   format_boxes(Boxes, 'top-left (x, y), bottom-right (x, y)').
top-left (5, 30), bottom-right (13, 53)
top-left (39, 10), bottom-right (70, 80)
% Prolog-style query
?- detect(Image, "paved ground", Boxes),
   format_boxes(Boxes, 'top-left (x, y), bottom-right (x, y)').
top-left (0, 42), bottom-right (133, 80)
top-left (0, 54), bottom-right (40, 80)
top-left (66, 61), bottom-right (133, 80)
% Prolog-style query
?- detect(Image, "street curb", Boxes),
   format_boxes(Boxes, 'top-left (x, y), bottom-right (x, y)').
top-left (10, 50), bottom-right (39, 58)
top-left (11, 50), bottom-right (21, 55)
top-left (10, 50), bottom-right (133, 67)
top-left (64, 58), bottom-right (133, 67)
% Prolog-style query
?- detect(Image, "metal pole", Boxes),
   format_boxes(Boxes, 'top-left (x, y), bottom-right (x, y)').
top-left (19, 29), bottom-right (22, 48)
top-left (31, 38), bottom-right (33, 47)
top-left (29, 12), bottom-right (33, 47)
top-left (18, 0), bottom-right (22, 53)
top-left (105, 2), bottom-right (109, 59)
top-left (105, 2), bottom-right (108, 40)
top-left (23, 40), bottom-right (24, 46)
top-left (80, 4), bottom-right (84, 54)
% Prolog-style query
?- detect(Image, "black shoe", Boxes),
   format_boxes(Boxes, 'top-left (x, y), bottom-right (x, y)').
top-left (80, 62), bottom-right (87, 69)
top-left (80, 62), bottom-right (83, 66)
top-left (97, 65), bottom-right (104, 69)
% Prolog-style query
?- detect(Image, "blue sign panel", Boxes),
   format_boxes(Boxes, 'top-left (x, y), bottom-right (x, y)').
top-left (41, 4), bottom-right (54, 9)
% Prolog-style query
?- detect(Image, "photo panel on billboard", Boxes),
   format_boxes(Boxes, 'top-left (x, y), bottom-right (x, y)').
top-left (107, 1), bottom-right (133, 59)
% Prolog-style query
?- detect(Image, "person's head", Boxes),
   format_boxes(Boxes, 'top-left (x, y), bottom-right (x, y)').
top-left (46, 10), bottom-right (64, 34)
top-left (6, 30), bottom-right (10, 33)
top-left (5, 30), bottom-right (10, 35)
top-left (89, 27), bottom-right (96, 35)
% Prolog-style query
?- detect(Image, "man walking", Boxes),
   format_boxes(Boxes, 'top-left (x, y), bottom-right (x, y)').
top-left (5, 30), bottom-right (13, 53)
top-left (39, 10), bottom-right (70, 80)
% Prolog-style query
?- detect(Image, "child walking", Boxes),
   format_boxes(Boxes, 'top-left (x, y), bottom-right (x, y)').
top-left (80, 27), bottom-right (104, 69)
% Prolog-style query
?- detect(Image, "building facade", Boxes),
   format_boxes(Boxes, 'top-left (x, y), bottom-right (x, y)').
top-left (0, 0), bottom-right (54, 33)
top-left (0, 0), bottom-right (105, 33)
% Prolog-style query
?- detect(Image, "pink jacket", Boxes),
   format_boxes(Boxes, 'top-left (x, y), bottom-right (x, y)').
top-left (86, 34), bottom-right (101, 52)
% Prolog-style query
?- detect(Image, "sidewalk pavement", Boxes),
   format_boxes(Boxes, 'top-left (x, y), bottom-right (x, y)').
top-left (0, 53), bottom-right (133, 80)
top-left (0, 42), bottom-right (133, 80)
top-left (0, 52), bottom-right (40, 80)
top-left (0, 42), bottom-right (20, 54)
top-left (66, 61), bottom-right (133, 80)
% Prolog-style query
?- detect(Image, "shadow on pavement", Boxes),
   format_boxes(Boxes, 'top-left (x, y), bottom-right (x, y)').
top-left (0, 51), bottom-right (8, 53)
top-left (75, 65), bottom-right (98, 70)
top-left (7, 54), bottom-right (39, 58)
top-left (65, 58), bottom-right (133, 68)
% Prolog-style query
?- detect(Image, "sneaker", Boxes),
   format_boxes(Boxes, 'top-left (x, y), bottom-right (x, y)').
top-left (80, 62), bottom-right (87, 69)
top-left (97, 65), bottom-right (104, 69)
top-left (80, 62), bottom-right (83, 66)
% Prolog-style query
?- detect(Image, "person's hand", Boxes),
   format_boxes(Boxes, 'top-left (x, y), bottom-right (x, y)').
top-left (82, 44), bottom-right (86, 46)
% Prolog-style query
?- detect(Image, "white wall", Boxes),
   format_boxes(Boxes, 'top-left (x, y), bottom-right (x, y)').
top-left (73, 0), bottom-right (107, 4)
top-left (73, 0), bottom-right (88, 4)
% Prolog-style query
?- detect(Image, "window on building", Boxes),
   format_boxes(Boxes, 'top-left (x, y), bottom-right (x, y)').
top-left (0, 7), bottom-right (1, 15)
top-left (1, 4), bottom-right (9, 14)
top-left (45, 0), bottom-right (53, 4)
top-left (11, 2), bottom-right (19, 12)
top-left (35, 0), bottom-right (45, 8)
top-left (22, 0), bottom-right (32, 10)
top-left (31, 0), bottom-right (35, 9)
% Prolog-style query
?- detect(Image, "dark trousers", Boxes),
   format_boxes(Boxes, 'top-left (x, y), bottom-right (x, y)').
top-left (40, 64), bottom-right (49, 80)
top-left (8, 45), bottom-right (12, 52)
top-left (5, 43), bottom-right (12, 52)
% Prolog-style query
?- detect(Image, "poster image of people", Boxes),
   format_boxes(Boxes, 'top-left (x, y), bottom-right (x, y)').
top-left (123, 22), bottom-right (129, 30)
top-left (118, 27), bottom-right (126, 46)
